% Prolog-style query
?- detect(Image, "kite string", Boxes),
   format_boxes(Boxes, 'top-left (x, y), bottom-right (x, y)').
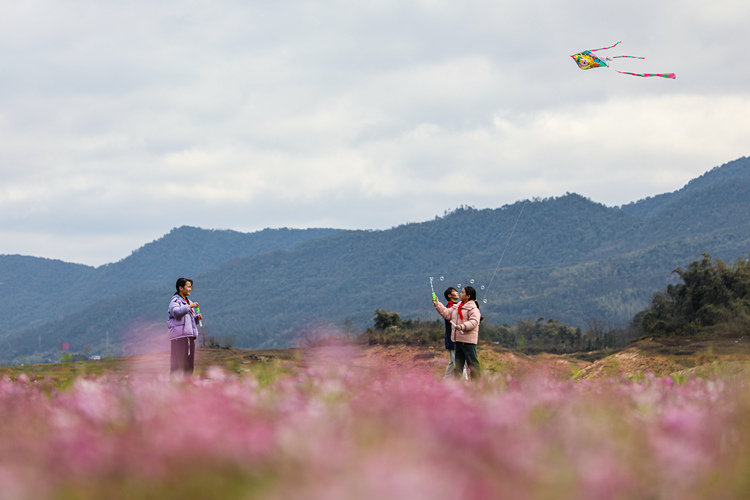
top-left (482, 200), bottom-right (527, 301)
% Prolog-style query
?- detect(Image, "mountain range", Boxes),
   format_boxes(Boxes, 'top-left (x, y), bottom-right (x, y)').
top-left (2, 156), bottom-right (749, 364)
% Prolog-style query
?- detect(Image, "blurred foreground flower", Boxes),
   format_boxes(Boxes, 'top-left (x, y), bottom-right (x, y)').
top-left (0, 368), bottom-right (748, 499)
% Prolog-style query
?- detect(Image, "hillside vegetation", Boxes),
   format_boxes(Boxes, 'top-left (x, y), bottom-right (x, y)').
top-left (0, 226), bottom-right (340, 337)
top-left (639, 253), bottom-right (750, 337)
top-left (2, 156), bottom-right (749, 364)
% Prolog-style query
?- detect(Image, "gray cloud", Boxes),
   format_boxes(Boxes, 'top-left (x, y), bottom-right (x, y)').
top-left (0, 0), bottom-right (748, 265)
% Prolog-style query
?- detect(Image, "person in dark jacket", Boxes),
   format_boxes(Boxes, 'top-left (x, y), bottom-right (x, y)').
top-left (442, 287), bottom-right (459, 378)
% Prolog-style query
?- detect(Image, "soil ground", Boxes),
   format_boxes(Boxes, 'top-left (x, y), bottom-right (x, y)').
top-left (3, 335), bottom-right (750, 381)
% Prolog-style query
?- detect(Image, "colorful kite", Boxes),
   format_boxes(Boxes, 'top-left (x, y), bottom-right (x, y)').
top-left (571, 41), bottom-right (675, 79)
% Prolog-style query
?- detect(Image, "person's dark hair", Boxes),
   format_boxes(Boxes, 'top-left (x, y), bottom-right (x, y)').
top-left (466, 286), bottom-right (483, 322)
top-left (175, 277), bottom-right (193, 295)
top-left (443, 287), bottom-right (458, 301)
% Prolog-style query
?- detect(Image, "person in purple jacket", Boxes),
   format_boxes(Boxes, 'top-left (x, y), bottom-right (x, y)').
top-left (168, 277), bottom-right (202, 376)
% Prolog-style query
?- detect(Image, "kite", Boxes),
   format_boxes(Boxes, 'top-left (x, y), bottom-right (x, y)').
top-left (571, 41), bottom-right (675, 79)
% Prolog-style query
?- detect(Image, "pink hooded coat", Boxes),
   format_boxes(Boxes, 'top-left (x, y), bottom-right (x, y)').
top-left (433, 299), bottom-right (480, 344)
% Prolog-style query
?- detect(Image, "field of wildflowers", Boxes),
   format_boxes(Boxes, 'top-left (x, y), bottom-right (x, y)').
top-left (2, 356), bottom-right (750, 499)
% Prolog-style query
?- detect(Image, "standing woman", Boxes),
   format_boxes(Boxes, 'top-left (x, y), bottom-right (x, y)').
top-left (168, 277), bottom-right (202, 376)
top-left (433, 285), bottom-right (481, 380)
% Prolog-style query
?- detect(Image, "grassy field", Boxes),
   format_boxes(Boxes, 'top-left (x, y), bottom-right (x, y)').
top-left (4, 334), bottom-right (750, 384)
top-left (4, 336), bottom-right (750, 499)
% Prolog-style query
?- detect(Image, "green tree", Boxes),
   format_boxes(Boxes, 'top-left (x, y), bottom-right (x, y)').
top-left (640, 253), bottom-right (750, 336)
top-left (373, 309), bottom-right (403, 330)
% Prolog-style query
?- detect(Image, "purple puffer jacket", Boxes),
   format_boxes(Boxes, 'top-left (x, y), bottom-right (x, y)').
top-left (168, 294), bottom-right (198, 341)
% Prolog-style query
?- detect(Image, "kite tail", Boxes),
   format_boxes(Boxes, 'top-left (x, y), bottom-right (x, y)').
top-left (588, 41), bottom-right (622, 52)
top-left (617, 71), bottom-right (676, 79)
top-left (610, 55), bottom-right (645, 60)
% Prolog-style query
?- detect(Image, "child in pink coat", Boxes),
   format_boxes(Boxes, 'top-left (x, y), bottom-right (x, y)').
top-left (433, 286), bottom-right (482, 379)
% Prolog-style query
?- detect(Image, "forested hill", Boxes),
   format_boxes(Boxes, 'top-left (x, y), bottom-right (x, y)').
top-left (3, 157), bottom-right (750, 364)
top-left (620, 156), bottom-right (749, 218)
top-left (98, 226), bottom-right (343, 287)
top-left (0, 226), bottom-right (340, 337)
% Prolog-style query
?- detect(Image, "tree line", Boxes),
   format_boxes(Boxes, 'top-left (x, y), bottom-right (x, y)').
top-left (353, 310), bottom-right (628, 354)
top-left (352, 252), bottom-right (750, 355)
top-left (638, 253), bottom-right (750, 337)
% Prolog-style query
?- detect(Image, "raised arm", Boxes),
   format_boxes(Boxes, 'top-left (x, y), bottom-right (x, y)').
top-left (433, 299), bottom-right (453, 321)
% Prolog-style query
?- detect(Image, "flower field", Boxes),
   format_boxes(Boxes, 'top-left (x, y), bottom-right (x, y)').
top-left (2, 357), bottom-right (750, 499)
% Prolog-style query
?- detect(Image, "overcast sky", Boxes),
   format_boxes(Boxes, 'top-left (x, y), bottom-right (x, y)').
top-left (1, 0), bottom-right (748, 266)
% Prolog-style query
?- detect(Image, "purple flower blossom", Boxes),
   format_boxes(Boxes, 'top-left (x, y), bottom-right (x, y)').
top-left (0, 366), bottom-right (747, 499)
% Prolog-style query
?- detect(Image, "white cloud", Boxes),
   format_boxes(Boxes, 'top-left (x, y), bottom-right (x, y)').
top-left (0, 0), bottom-right (748, 265)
